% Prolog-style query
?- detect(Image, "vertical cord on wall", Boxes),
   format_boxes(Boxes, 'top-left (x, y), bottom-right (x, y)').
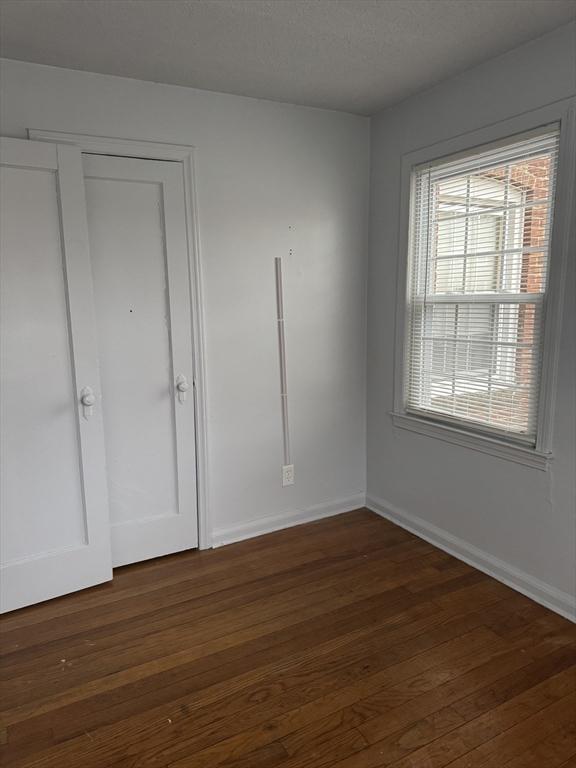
top-left (275, 257), bottom-right (291, 468)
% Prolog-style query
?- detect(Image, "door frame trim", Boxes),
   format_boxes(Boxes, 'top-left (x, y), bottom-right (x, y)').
top-left (28, 129), bottom-right (212, 549)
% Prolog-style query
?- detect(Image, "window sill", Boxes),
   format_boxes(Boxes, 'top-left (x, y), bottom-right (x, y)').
top-left (390, 412), bottom-right (551, 470)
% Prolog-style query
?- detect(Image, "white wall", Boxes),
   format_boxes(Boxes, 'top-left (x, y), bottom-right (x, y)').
top-left (0, 59), bottom-right (369, 543)
top-left (367, 23), bottom-right (576, 617)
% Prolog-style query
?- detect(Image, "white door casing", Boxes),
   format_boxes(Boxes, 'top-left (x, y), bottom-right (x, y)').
top-left (82, 154), bottom-right (198, 566)
top-left (0, 137), bottom-right (112, 613)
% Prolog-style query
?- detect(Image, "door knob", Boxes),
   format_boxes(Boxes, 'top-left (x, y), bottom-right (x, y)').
top-left (175, 374), bottom-right (190, 404)
top-left (80, 387), bottom-right (96, 419)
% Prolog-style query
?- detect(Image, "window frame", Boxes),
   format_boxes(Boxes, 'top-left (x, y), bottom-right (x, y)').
top-left (391, 101), bottom-right (575, 470)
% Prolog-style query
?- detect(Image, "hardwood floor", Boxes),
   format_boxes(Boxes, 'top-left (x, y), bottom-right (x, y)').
top-left (0, 509), bottom-right (575, 767)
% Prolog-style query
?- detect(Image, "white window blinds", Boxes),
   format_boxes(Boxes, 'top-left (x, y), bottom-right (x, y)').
top-left (405, 126), bottom-right (560, 444)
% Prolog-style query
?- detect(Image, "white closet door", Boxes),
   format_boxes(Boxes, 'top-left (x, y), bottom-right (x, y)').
top-left (0, 138), bottom-right (112, 613)
top-left (83, 155), bottom-right (198, 567)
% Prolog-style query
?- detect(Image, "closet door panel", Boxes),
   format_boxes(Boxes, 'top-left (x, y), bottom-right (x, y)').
top-left (0, 138), bottom-right (112, 613)
top-left (1, 165), bottom-right (85, 558)
top-left (83, 155), bottom-right (198, 567)
top-left (84, 177), bottom-right (178, 526)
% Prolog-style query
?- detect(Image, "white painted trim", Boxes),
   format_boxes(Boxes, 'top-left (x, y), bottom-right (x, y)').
top-left (28, 130), bottom-right (196, 161)
top-left (212, 494), bottom-right (366, 548)
top-left (366, 494), bottom-right (576, 623)
top-left (392, 99), bottom-right (576, 463)
top-left (391, 412), bottom-right (551, 470)
top-left (535, 106), bottom-right (576, 454)
top-left (28, 129), bottom-right (212, 549)
top-left (0, 135), bottom-right (58, 169)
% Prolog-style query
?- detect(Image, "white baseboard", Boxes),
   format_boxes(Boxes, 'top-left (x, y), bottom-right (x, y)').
top-left (366, 494), bottom-right (576, 623)
top-left (212, 493), bottom-right (366, 548)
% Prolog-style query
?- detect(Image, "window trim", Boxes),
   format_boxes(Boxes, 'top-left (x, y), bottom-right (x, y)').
top-left (391, 101), bottom-right (576, 470)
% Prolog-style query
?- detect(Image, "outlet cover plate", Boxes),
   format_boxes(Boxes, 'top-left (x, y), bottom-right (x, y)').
top-left (282, 464), bottom-right (294, 486)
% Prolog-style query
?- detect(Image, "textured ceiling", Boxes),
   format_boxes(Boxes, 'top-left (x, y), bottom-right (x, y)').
top-left (0, 0), bottom-right (574, 115)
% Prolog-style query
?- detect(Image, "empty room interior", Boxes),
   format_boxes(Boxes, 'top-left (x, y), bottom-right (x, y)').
top-left (1, 0), bottom-right (575, 765)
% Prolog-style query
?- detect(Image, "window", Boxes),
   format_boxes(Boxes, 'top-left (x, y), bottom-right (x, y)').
top-left (403, 127), bottom-right (560, 446)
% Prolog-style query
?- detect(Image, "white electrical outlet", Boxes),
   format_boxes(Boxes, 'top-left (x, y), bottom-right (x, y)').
top-left (282, 464), bottom-right (294, 486)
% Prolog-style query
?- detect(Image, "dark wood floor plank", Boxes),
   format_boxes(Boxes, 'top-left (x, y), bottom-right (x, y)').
top-left (0, 508), bottom-right (573, 768)
top-left (0, 512), bottom-right (399, 647)
top-left (382, 665), bottom-right (576, 768)
top-left (11, 604), bottom-right (552, 762)
top-left (0, 533), bottom-right (433, 673)
top-left (502, 721), bottom-right (576, 767)
top-left (149, 610), bottom-right (539, 768)
top-left (2, 603), bottom-right (499, 765)
top-left (0, 511), bottom-right (395, 630)
top-left (309, 646), bottom-right (575, 768)
top-left (0, 545), bottom-right (448, 686)
top-left (1, 557), bottom-right (488, 733)
top-left (444, 693), bottom-right (576, 767)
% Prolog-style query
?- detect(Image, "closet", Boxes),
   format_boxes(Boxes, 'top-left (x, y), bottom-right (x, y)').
top-left (0, 137), bottom-right (199, 613)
